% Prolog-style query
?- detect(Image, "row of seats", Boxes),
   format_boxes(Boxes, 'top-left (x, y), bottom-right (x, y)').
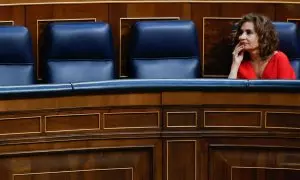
top-left (1, 20), bottom-right (299, 86)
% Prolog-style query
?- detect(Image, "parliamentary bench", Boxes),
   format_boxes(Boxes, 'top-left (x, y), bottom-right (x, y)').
top-left (0, 79), bottom-right (298, 180)
top-left (0, 79), bottom-right (298, 179)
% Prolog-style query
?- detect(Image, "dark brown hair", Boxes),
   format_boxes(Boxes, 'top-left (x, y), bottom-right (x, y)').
top-left (234, 13), bottom-right (279, 61)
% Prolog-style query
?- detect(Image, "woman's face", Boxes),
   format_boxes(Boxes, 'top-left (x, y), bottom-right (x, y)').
top-left (238, 21), bottom-right (259, 52)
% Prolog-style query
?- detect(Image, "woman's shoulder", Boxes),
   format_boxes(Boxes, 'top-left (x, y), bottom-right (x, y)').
top-left (273, 50), bottom-right (289, 59)
top-left (269, 51), bottom-right (290, 64)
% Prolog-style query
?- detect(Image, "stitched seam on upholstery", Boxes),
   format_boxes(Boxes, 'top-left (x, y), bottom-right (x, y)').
top-left (48, 59), bottom-right (113, 62)
top-left (246, 80), bottom-right (250, 88)
top-left (0, 63), bottom-right (33, 65)
top-left (131, 56), bottom-right (199, 60)
top-left (70, 83), bottom-right (75, 90)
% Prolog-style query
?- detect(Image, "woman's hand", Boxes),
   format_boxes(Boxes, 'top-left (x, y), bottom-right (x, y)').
top-left (228, 42), bottom-right (244, 79)
top-left (232, 42), bottom-right (244, 65)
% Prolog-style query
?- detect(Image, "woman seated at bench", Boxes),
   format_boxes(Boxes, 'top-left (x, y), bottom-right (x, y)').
top-left (228, 13), bottom-right (296, 80)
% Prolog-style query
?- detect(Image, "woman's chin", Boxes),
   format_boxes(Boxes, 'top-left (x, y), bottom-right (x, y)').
top-left (244, 48), bottom-right (255, 52)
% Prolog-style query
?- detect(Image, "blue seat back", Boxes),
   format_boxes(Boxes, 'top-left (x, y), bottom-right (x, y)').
top-left (42, 22), bottom-right (115, 83)
top-left (273, 22), bottom-right (300, 79)
top-left (0, 26), bottom-right (35, 85)
top-left (128, 20), bottom-right (200, 79)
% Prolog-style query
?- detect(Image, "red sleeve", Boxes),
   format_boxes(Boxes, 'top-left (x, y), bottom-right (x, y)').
top-left (276, 52), bottom-right (296, 80)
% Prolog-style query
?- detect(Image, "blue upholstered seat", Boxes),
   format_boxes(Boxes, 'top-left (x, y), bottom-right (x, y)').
top-left (273, 22), bottom-right (300, 79)
top-left (0, 26), bottom-right (35, 85)
top-left (42, 21), bottom-right (116, 83)
top-left (128, 20), bottom-right (201, 79)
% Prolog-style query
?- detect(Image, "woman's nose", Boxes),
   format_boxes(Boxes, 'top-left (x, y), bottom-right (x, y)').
top-left (239, 33), bottom-right (246, 40)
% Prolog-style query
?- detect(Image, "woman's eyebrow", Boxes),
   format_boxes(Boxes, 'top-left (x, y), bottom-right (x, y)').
top-left (240, 29), bottom-right (254, 33)
top-left (241, 28), bottom-right (253, 31)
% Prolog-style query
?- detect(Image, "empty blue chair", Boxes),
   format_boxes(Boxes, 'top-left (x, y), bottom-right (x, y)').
top-left (42, 22), bottom-right (116, 83)
top-left (273, 22), bottom-right (300, 79)
top-left (0, 26), bottom-right (35, 85)
top-left (128, 20), bottom-right (201, 79)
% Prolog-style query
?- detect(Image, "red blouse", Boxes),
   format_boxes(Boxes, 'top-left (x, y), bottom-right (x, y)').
top-left (237, 51), bottom-right (296, 80)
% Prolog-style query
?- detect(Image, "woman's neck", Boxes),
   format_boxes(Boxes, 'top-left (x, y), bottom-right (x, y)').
top-left (249, 49), bottom-right (261, 62)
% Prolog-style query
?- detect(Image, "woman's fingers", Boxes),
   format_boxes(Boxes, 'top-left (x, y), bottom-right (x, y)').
top-left (233, 45), bottom-right (244, 56)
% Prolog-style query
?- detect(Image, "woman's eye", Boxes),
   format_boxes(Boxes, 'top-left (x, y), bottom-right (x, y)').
top-left (246, 30), bottom-right (253, 35)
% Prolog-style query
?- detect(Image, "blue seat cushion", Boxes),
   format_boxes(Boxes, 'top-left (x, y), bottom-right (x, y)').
top-left (47, 60), bottom-right (114, 83)
top-left (130, 58), bottom-right (199, 79)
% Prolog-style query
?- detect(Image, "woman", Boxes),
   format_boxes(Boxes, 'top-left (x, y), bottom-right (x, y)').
top-left (228, 13), bottom-right (296, 79)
